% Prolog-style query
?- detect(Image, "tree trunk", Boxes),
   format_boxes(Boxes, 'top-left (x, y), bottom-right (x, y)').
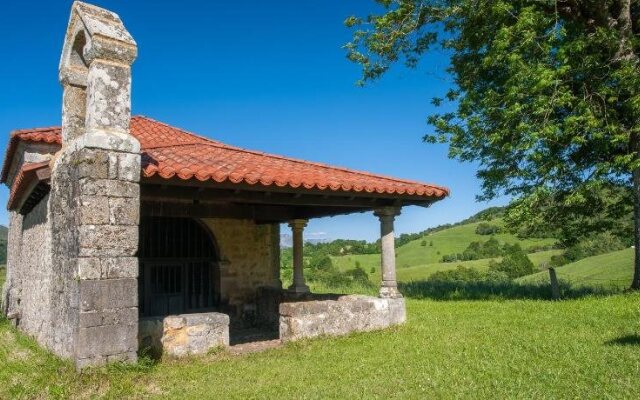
top-left (620, 0), bottom-right (640, 290)
top-left (633, 165), bottom-right (640, 290)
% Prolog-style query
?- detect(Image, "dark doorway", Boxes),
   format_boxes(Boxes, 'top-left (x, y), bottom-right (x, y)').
top-left (138, 216), bottom-right (220, 317)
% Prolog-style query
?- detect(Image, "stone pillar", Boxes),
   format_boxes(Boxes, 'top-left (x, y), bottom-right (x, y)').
top-left (51, 1), bottom-right (141, 369)
top-left (288, 219), bottom-right (310, 294)
top-left (270, 223), bottom-right (283, 289)
top-left (375, 207), bottom-right (402, 298)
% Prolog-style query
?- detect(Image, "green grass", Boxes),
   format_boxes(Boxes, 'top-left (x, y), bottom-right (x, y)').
top-left (332, 219), bottom-right (557, 278)
top-left (0, 267), bottom-right (5, 291)
top-left (518, 248), bottom-right (635, 289)
top-left (1, 294), bottom-right (639, 398)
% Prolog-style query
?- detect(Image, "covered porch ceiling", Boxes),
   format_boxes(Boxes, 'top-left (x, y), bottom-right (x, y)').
top-left (140, 176), bottom-right (440, 224)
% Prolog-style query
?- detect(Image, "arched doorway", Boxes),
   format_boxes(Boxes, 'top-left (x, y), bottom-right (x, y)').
top-left (138, 217), bottom-right (220, 317)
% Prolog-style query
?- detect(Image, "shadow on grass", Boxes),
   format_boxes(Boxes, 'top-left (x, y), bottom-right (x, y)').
top-left (605, 334), bottom-right (640, 346)
top-left (399, 279), bottom-right (618, 301)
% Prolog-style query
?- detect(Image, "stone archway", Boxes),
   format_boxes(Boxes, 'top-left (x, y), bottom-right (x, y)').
top-left (138, 216), bottom-right (221, 317)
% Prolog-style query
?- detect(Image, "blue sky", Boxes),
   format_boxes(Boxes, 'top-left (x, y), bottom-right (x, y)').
top-left (0, 0), bottom-right (508, 241)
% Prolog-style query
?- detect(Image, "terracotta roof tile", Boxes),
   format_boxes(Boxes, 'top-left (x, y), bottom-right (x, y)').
top-left (2, 116), bottom-right (450, 200)
top-left (7, 161), bottom-right (51, 211)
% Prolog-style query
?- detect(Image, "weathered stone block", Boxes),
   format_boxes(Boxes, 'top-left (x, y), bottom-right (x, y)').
top-left (86, 61), bottom-right (132, 134)
top-left (104, 257), bottom-right (138, 279)
top-left (80, 179), bottom-right (139, 198)
top-left (279, 295), bottom-right (406, 342)
top-left (138, 312), bottom-right (230, 358)
top-left (108, 197), bottom-right (139, 225)
top-left (78, 225), bottom-right (138, 257)
top-left (77, 257), bottom-right (102, 280)
top-left (107, 152), bottom-right (141, 182)
top-left (75, 150), bottom-right (109, 180)
top-left (79, 278), bottom-right (137, 312)
top-left (78, 196), bottom-right (110, 225)
top-left (76, 323), bottom-right (138, 359)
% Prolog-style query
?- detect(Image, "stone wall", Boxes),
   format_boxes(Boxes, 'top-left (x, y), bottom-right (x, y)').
top-left (139, 312), bottom-right (229, 358)
top-left (201, 219), bottom-right (280, 313)
top-left (279, 295), bottom-right (406, 342)
top-left (1, 199), bottom-right (54, 349)
top-left (48, 145), bottom-right (141, 367)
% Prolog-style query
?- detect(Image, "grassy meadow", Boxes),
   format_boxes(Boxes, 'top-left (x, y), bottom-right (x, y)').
top-left (518, 248), bottom-right (635, 290)
top-left (331, 219), bottom-right (560, 285)
top-left (1, 218), bottom-right (639, 398)
top-left (1, 293), bottom-right (639, 399)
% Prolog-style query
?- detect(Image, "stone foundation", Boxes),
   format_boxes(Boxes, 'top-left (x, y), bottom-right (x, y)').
top-left (139, 312), bottom-right (230, 358)
top-left (279, 295), bottom-right (406, 342)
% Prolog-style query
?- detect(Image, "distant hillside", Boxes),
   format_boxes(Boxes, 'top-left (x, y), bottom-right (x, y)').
top-left (517, 248), bottom-right (634, 289)
top-left (332, 218), bottom-right (558, 281)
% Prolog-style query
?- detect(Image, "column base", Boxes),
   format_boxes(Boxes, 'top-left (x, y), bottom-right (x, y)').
top-left (287, 283), bottom-right (310, 294)
top-left (379, 285), bottom-right (403, 299)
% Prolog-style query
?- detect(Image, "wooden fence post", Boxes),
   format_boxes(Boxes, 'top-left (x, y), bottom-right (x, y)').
top-left (548, 267), bottom-right (561, 300)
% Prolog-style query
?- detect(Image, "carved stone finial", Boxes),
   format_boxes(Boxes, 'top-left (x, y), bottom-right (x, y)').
top-left (58, 1), bottom-right (139, 151)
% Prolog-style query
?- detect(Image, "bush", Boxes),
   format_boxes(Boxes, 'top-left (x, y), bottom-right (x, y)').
top-left (441, 237), bottom-right (503, 262)
top-left (475, 223), bottom-right (502, 235)
top-left (345, 266), bottom-right (371, 286)
top-left (551, 232), bottom-right (628, 267)
top-left (428, 266), bottom-right (484, 283)
top-left (421, 240), bottom-right (427, 247)
top-left (489, 244), bottom-right (536, 279)
top-left (309, 255), bottom-right (333, 271)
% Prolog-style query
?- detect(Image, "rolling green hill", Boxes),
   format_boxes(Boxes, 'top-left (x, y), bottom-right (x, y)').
top-left (517, 248), bottom-right (634, 289)
top-left (331, 219), bottom-right (558, 281)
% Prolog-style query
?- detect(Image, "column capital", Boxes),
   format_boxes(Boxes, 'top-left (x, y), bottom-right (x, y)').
top-left (288, 219), bottom-right (308, 230)
top-left (374, 206), bottom-right (402, 219)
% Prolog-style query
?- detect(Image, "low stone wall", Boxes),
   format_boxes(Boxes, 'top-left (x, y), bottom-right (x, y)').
top-left (139, 312), bottom-right (229, 358)
top-left (279, 295), bottom-right (406, 342)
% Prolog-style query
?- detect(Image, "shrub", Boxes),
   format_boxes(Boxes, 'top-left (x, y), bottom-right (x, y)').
top-left (475, 223), bottom-right (502, 235)
top-left (345, 266), bottom-right (371, 286)
top-left (442, 237), bottom-right (503, 262)
top-left (421, 240), bottom-right (427, 247)
top-left (309, 255), bottom-right (333, 271)
top-left (428, 266), bottom-right (484, 283)
top-left (489, 244), bottom-right (535, 279)
top-left (551, 232), bottom-right (628, 267)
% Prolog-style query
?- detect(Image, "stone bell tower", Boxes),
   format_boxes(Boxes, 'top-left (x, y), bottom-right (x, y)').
top-left (50, 1), bottom-right (141, 368)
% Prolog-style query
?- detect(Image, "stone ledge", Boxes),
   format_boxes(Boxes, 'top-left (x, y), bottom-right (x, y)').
top-left (279, 295), bottom-right (406, 342)
top-left (139, 312), bottom-right (230, 358)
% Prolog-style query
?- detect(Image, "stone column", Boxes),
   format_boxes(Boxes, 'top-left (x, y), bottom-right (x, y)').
top-left (51, 1), bottom-right (141, 369)
top-left (288, 219), bottom-right (310, 294)
top-left (270, 223), bottom-right (283, 289)
top-left (375, 207), bottom-right (402, 298)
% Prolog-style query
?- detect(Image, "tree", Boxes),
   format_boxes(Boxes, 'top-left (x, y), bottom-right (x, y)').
top-left (489, 244), bottom-right (536, 279)
top-left (346, 0), bottom-right (640, 289)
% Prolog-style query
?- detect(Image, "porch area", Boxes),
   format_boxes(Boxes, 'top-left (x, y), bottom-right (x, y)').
top-left (135, 180), bottom-right (416, 357)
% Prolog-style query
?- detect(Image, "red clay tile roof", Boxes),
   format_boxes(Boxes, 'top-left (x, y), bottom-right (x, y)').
top-left (1, 127), bottom-right (62, 183)
top-left (7, 161), bottom-right (51, 211)
top-left (2, 116), bottom-right (449, 200)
